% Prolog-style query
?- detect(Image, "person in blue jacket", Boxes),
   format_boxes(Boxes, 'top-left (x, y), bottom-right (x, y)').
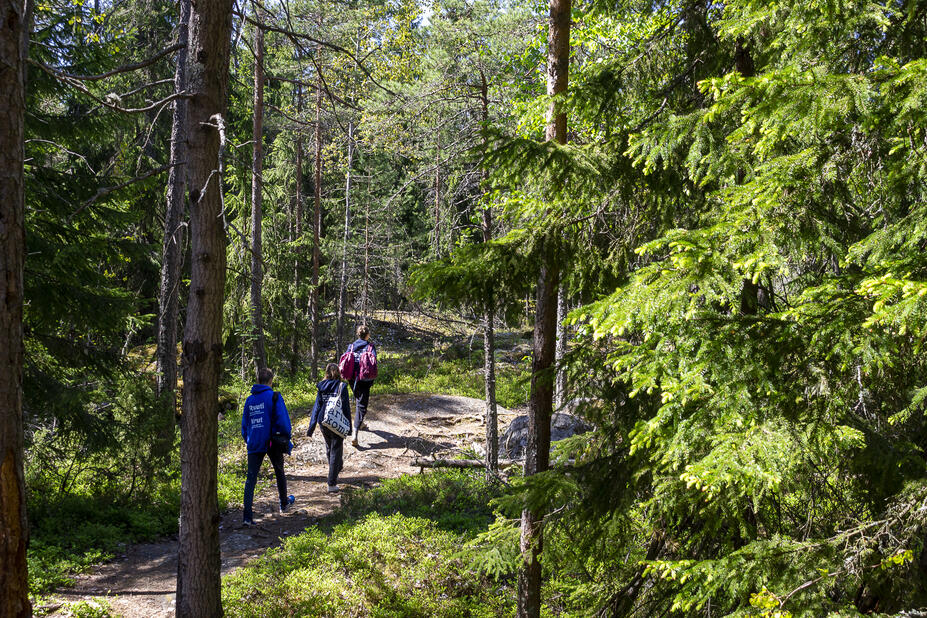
top-left (307, 362), bottom-right (351, 492)
top-left (241, 367), bottom-right (294, 525)
top-left (345, 324), bottom-right (377, 447)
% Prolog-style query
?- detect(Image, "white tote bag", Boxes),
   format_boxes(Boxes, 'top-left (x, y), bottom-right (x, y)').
top-left (320, 382), bottom-right (350, 438)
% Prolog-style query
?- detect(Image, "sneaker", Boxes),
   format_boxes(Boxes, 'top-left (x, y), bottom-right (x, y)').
top-left (280, 495), bottom-right (295, 512)
top-left (242, 518), bottom-right (256, 527)
top-left (327, 485), bottom-right (339, 493)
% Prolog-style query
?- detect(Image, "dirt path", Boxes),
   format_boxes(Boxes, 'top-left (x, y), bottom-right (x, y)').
top-left (50, 394), bottom-right (518, 617)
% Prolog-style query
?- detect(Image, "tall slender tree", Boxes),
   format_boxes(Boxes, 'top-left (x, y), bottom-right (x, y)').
top-left (311, 40), bottom-right (322, 378)
top-left (479, 68), bottom-right (499, 476)
top-left (290, 82), bottom-right (304, 375)
top-left (0, 0), bottom-right (31, 613)
top-left (517, 0), bottom-right (569, 613)
top-left (175, 0), bottom-right (232, 610)
top-left (154, 0), bottom-right (191, 465)
top-left (336, 117), bottom-right (353, 353)
top-left (249, 18), bottom-right (268, 375)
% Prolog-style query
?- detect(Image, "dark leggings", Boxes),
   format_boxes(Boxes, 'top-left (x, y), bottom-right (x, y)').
top-left (321, 426), bottom-right (344, 486)
top-left (243, 445), bottom-right (287, 521)
top-left (350, 379), bottom-right (373, 429)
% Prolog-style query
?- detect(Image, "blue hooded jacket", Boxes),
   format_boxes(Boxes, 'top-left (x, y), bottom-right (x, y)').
top-left (241, 384), bottom-right (292, 454)
top-left (307, 378), bottom-right (351, 437)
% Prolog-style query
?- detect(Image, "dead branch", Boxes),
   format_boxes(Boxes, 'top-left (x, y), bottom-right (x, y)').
top-left (67, 163), bottom-right (174, 223)
top-left (31, 43), bottom-right (183, 81)
top-left (238, 12), bottom-right (395, 97)
top-left (412, 457), bottom-right (517, 469)
top-left (30, 59), bottom-right (191, 115)
top-left (25, 139), bottom-right (97, 173)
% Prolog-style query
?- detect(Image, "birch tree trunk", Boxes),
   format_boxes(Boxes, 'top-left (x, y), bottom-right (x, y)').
top-left (176, 0), bottom-right (231, 610)
top-left (249, 21), bottom-right (267, 375)
top-left (517, 0), bottom-right (570, 613)
top-left (154, 0), bottom-right (190, 465)
top-left (0, 0), bottom-right (31, 612)
top-left (554, 285), bottom-right (567, 409)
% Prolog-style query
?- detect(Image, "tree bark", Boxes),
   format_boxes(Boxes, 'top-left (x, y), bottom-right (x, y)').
top-left (311, 48), bottom-right (322, 378)
top-left (433, 138), bottom-right (442, 257)
top-left (290, 83), bottom-right (304, 375)
top-left (249, 21), bottom-right (267, 376)
top-left (0, 0), bottom-right (31, 612)
top-left (154, 0), bottom-right (190, 466)
top-left (479, 68), bottom-right (498, 477)
top-left (483, 292), bottom-right (498, 476)
top-left (517, 0), bottom-right (569, 613)
top-left (554, 284), bottom-right (567, 409)
top-left (734, 38), bottom-right (757, 317)
top-left (413, 457), bottom-right (516, 469)
top-left (336, 119), bottom-right (353, 353)
top-left (175, 0), bottom-right (231, 611)
top-left (362, 199), bottom-right (370, 324)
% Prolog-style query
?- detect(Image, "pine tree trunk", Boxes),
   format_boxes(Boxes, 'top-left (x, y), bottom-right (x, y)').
top-left (154, 0), bottom-right (190, 466)
top-left (0, 0), bottom-right (31, 611)
top-left (518, 258), bottom-right (559, 618)
top-left (517, 0), bottom-right (570, 613)
top-left (290, 84), bottom-right (304, 375)
top-left (311, 52), bottom-right (322, 378)
top-left (337, 119), bottom-right (353, 353)
top-left (249, 22), bottom-right (267, 376)
top-left (554, 284), bottom-right (567, 409)
top-left (176, 0), bottom-right (231, 611)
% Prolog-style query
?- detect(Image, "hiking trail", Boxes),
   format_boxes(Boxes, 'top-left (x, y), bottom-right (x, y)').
top-left (49, 393), bottom-right (518, 617)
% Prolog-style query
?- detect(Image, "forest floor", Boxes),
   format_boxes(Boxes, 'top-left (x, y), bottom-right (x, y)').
top-left (48, 392), bottom-right (519, 617)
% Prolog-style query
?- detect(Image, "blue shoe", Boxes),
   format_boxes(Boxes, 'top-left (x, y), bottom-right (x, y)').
top-left (280, 495), bottom-right (295, 512)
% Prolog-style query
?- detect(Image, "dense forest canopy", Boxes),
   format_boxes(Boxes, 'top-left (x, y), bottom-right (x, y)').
top-left (1, 0), bottom-right (927, 615)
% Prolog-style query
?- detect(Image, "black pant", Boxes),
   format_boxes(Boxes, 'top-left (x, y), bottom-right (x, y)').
top-left (350, 379), bottom-right (373, 429)
top-left (321, 426), bottom-right (344, 486)
top-left (243, 445), bottom-right (287, 521)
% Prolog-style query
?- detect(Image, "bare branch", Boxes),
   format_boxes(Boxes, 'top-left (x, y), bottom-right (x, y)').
top-left (32, 43), bottom-right (183, 82)
top-left (30, 59), bottom-right (191, 115)
top-left (25, 139), bottom-right (97, 173)
top-left (238, 12), bottom-right (395, 97)
top-left (266, 74), bottom-right (361, 111)
top-left (67, 164), bottom-right (175, 223)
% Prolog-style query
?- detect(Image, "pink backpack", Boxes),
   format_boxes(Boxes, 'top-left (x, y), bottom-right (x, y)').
top-left (358, 344), bottom-right (377, 381)
top-left (338, 344), bottom-right (356, 380)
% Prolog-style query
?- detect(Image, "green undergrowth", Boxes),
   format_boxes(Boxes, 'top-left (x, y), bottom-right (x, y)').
top-left (375, 340), bottom-right (531, 410)
top-left (335, 467), bottom-right (512, 533)
top-left (28, 394), bottom-right (248, 600)
top-left (223, 469), bottom-right (517, 617)
top-left (26, 332), bottom-right (527, 604)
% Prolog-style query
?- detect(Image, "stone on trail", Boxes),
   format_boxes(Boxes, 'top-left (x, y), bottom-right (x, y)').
top-left (499, 413), bottom-right (594, 460)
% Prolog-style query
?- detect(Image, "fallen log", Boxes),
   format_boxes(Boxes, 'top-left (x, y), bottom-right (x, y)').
top-left (412, 457), bottom-right (518, 470)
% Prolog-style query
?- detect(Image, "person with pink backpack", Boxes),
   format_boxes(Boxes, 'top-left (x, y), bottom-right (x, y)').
top-left (338, 324), bottom-right (378, 447)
